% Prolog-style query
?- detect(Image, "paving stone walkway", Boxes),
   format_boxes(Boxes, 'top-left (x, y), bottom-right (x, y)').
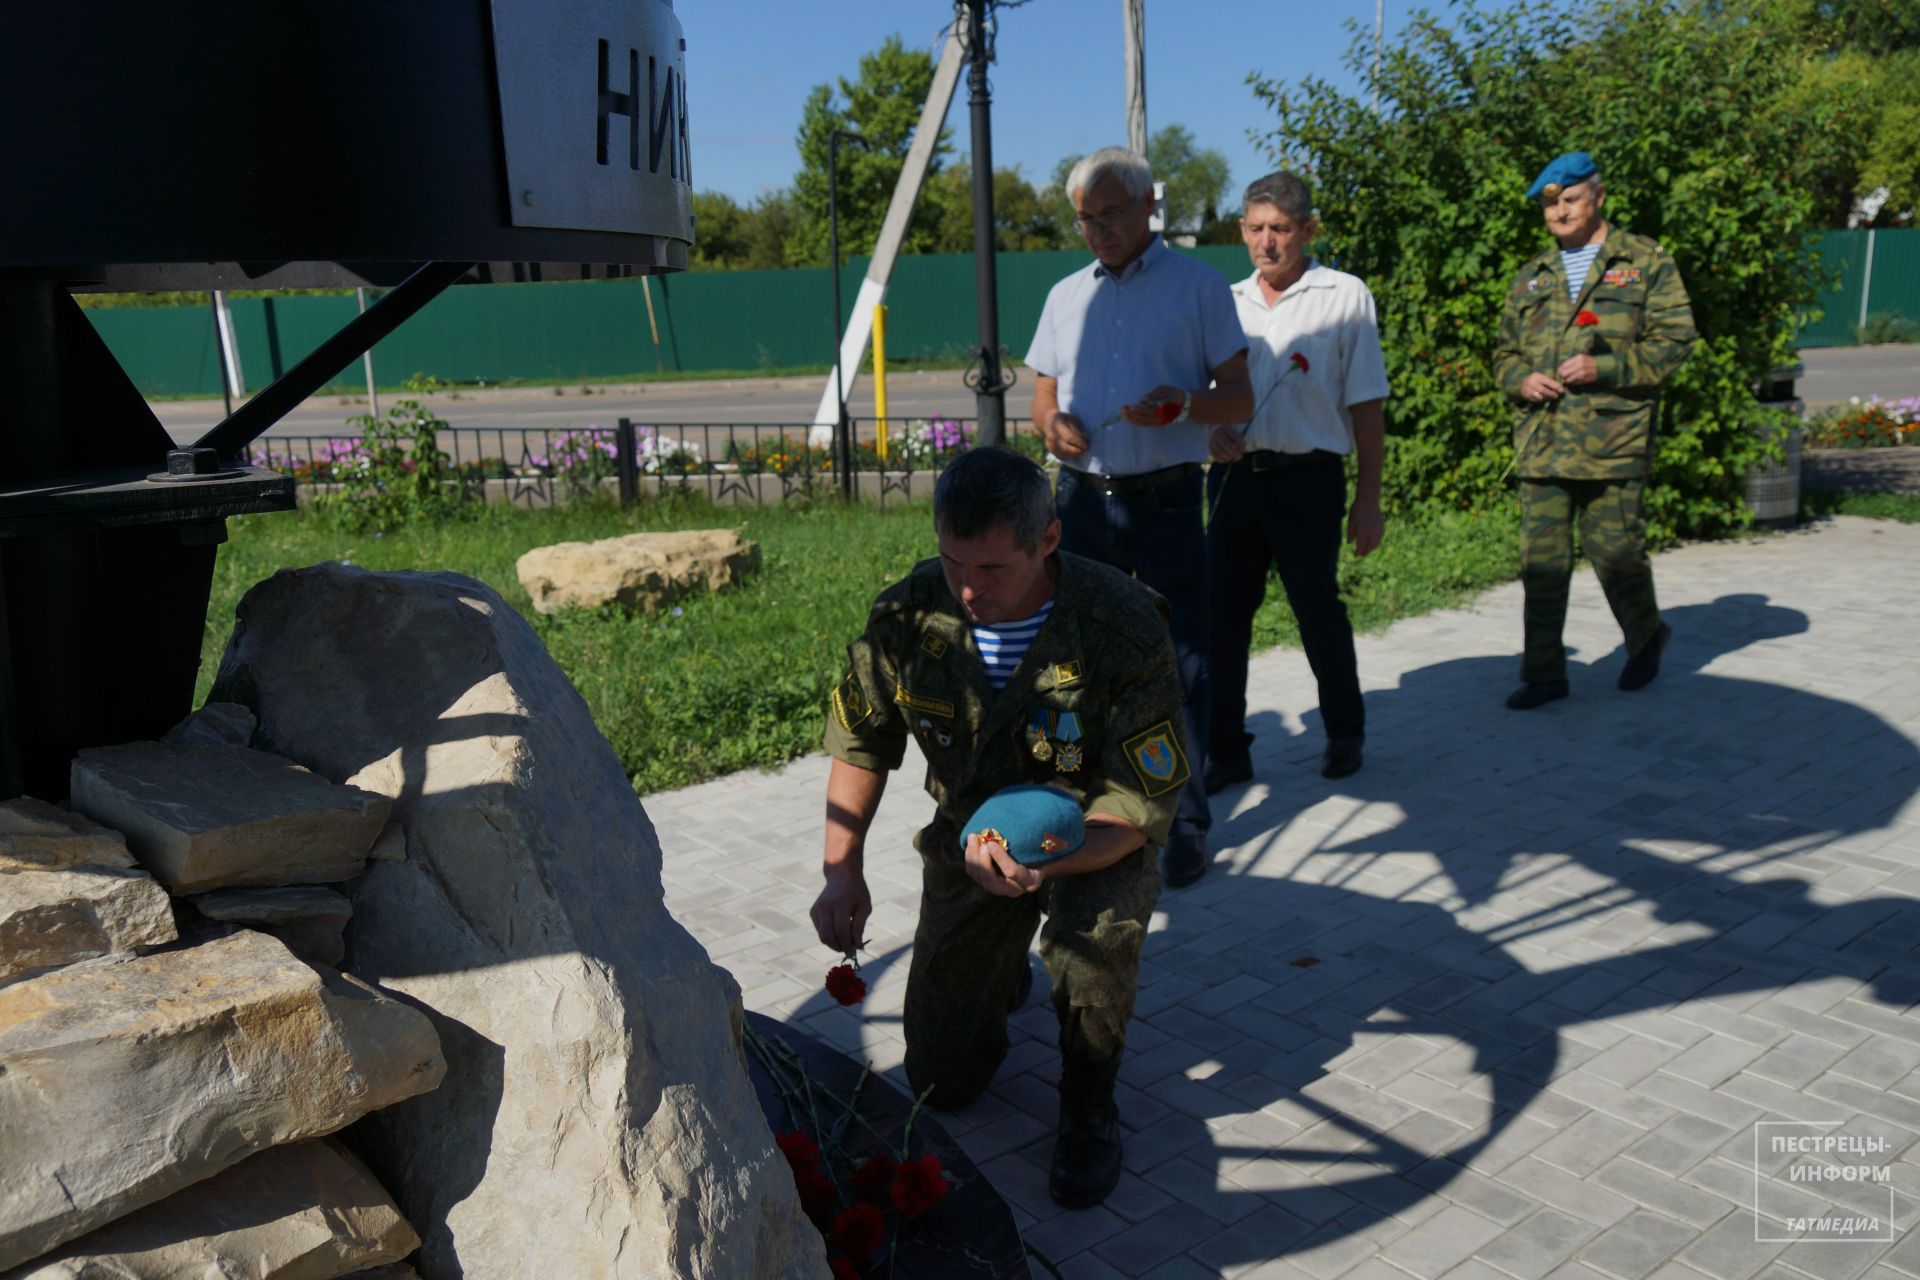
top-left (649, 514), bottom-right (1920, 1280)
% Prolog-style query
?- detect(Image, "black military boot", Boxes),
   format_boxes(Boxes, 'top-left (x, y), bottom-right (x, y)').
top-left (1050, 1052), bottom-right (1124, 1208)
top-left (1618, 622), bottom-right (1672, 692)
top-left (1505, 679), bottom-right (1569, 710)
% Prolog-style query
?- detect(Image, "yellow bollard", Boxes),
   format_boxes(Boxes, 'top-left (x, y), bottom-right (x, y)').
top-left (873, 303), bottom-right (889, 462)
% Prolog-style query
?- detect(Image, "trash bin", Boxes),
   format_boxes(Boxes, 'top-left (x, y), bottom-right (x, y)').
top-left (1745, 362), bottom-right (1804, 528)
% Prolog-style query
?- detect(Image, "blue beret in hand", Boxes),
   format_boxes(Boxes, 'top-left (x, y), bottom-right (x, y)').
top-left (960, 785), bottom-right (1086, 868)
top-left (1527, 151), bottom-right (1598, 199)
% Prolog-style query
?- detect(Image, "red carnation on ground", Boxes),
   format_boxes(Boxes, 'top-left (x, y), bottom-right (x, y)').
top-left (888, 1154), bottom-right (950, 1219)
top-left (1290, 351), bottom-right (1310, 373)
top-left (829, 1203), bottom-right (888, 1260)
top-left (852, 1153), bottom-right (898, 1201)
top-left (1575, 309), bottom-right (1600, 327)
top-left (1154, 399), bottom-right (1182, 424)
top-left (830, 1259), bottom-right (863, 1280)
top-left (795, 1168), bottom-right (837, 1228)
top-left (825, 963), bottom-right (867, 1006)
top-left (775, 1129), bottom-right (820, 1173)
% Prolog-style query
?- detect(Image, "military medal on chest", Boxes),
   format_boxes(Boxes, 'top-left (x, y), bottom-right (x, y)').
top-left (1053, 711), bottom-right (1084, 772)
top-left (1028, 707), bottom-right (1053, 761)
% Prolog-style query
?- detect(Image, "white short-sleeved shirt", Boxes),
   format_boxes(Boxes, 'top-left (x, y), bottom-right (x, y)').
top-left (1026, 236), bottom-right (1248, 477)
top-left (1232, 262), bottom-right (1390, 456)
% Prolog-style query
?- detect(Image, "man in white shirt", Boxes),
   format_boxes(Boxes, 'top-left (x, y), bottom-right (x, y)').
top-left (1205, 171), bottom-right (1389, 791)
top-left (1027, 147), bottom-right (1253, 887)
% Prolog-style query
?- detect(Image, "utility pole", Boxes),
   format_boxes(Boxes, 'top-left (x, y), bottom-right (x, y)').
top-left (827, 129), bottom-right (867, 499)
top-left (1372, 0), bottom-right (1385, 112)
top-left (964, 0), bottom-right (1006, 446)
top-left (1123, 0), bottom-right (1147, 157)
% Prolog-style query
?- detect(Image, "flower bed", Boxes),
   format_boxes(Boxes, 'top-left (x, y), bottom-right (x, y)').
top-left (1806, 396), bottom-right (1920, 449)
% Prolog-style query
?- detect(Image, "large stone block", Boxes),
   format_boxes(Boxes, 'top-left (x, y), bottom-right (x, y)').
top-left (68, 743), bottom-right (391, 894)
top-left (0, 930), bottom-right (444, 1268)
top-left (160, 700), bottom-right (258, 749)
top-left (514, 527), bottom-right (759, 615)
top-left (0, 866), bottom-right (176, 986)
top-left (186, 885), bottom-right (354, 968)
top-left (7, 1138), bottom-right (418, 1279)
top-left (212, 564), bottom-right (824, 1280)
top-left (0, 800), bottom-right (134, 874)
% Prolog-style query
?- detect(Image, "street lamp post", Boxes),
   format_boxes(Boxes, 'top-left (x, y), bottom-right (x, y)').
top-left (964, 0), bottom-right (1007, 446)
top-left (828, 128), bottom-right (867, 500)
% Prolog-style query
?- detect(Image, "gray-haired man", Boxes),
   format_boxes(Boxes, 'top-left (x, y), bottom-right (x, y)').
top-left (1027, 146), bottom-right (1253, 888)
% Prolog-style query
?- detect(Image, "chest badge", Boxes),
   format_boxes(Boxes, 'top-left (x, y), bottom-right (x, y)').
top-left (1051, 661), bottom-right (1084, 689)
top-left (1053, 711), bottom-right (1084, 772)
top-left (920, 633), bottom-right (949, 659)
top-left (1028, 707), bottom-right (1054, 761)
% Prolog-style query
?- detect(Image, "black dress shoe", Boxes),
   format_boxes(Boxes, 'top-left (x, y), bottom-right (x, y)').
top-left (1505, 679), bottom-right (1570, 710)
top-left (1203, 754), bottom-right (1253, 795)
top-left (1618, 622), bottom-right (1672, 692)
top-left (1159, 841), bottom-right (1206, 888)
top-left (1050, 1055), bottom-right (1124, 1208)
top-left (1321, 736), bottom-right (1363, 780)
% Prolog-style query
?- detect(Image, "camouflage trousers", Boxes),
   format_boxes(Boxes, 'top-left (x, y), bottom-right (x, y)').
top-left (1519, 478), bottom-right (1662, 683)
top-left (903, 843), bottom-right (1160, 1111)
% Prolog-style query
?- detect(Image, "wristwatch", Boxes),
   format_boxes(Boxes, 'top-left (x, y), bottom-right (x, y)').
top-left (1171, 390), bottom-right (1192, 425)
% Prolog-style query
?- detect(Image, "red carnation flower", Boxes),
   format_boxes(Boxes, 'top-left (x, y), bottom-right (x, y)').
top-left (825, 964), bottom-right (867, 1006)
top-left (889, 1154), bottom-right (950, 1219)
top-left (830, 1260), bottom-right (862, 1280)
top-left (1575, 309), bottom-right (1600, 327)
top-left (1154, 399), bottom-right (1183, 425)
top-left (1290, 351), bottom-right (1310, 373)
top-left (852, 1153), bottom-right (898, 1201)
top-left (829, 1202), bottom-right (888, 1260)
top-left (775, 1129), bottom-right (820, 1173)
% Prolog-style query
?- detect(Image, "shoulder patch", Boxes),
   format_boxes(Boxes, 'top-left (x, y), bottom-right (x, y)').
top-left (831, 672), bottom-right (873, 732)
top-left (1122, 721), bottom-right (1191, 798)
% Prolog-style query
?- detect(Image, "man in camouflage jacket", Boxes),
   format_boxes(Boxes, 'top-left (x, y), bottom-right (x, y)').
top-left (1491, 151), bottom-right (1697, 710)
top-left (811, 445), bottom-right (1188, 1209)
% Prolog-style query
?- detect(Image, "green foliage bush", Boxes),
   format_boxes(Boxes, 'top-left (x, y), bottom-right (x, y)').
top-left (1249, 0), bottom-right (1869, 543)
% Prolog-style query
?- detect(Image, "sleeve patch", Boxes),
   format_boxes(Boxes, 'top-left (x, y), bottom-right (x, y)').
top-left (1122, 720), bottom-right (1191, 798)
top-left (831, 673), bottom-right (873, 732)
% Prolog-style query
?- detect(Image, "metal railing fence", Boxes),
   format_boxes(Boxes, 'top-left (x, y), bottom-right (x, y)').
top-left (238, 417), bottom-right (1046, 508)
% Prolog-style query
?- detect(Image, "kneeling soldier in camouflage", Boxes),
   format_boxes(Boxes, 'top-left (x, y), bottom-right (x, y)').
top-left (1492, 151), bottom-right (1698, 710)
top-left (811, 445), bottom-right (1189, 1208)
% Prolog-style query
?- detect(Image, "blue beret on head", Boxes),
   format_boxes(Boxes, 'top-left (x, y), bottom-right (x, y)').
top-left (1527, 151), bottom-right (1597, 199)
top-left (960, 784), bottom-right (1085, 868)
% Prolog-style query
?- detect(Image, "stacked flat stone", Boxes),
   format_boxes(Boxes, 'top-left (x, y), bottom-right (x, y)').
top-left (0, 701), bottom-right (446, 1279)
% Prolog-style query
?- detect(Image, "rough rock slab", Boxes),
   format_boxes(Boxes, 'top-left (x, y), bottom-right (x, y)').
top-left (0, 929), bottom-right (444, 1269)
top-left (0, 800), bottom-right (134, 874)
top-left (68, 743), bottom-right (391, 894)
top-left (7, 1138), bottom-right (418, 1280)
top-left (186, 886), bottom-right (354, 968)
top-left (212, 564), bottom-right (824, 1280)
top-left (367, 822), bottom-right (407, 863)
top-left (342, 1268), bottom-right (419, 1279)
top-left (514, 527), bottom-right (760, 615)
top-left (0, 866), bottom-right (176, 986)
top-left (160, 700), bottom-right (258, 749)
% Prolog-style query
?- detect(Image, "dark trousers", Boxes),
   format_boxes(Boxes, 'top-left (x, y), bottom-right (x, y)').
top-left (903, 846), bottom-right (1159, 1109)
top-left (1519, 477), bottom-right (1661, 683)
top-left (1206, 454), bottom-right (1364, 755)
top-left (1054, 466), bottom-right (1210, 853)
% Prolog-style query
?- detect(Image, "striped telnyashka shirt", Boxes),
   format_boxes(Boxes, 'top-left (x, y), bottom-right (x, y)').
top-left (970, 599), bottom-right (1055, 691)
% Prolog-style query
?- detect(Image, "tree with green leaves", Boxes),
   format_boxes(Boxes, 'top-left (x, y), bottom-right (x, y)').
top-left (690, 189), bottom-right (804, 270)
top-left (922, 162), bottom-right (1068, 253)
top-left (1249, 0), bottom-right (1869, 541)
top-left (788, 35), bottom-right (951, 266)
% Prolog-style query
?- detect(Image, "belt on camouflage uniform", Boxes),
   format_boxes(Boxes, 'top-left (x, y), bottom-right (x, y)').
top-left (1068, 462), bottom-right (1199, 496)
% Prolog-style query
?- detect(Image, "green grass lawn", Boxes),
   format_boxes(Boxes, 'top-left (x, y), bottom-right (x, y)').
top-left (201, 496), bottom-right (1522, 795)
top-left (1802, 490), bottom-right (1920, 523)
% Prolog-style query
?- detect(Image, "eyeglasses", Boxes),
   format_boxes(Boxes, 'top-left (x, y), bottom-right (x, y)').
top-left (1072, 199), bottom-right (1140, 235)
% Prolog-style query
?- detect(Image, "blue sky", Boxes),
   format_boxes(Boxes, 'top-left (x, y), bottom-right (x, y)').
top-left (678, 0), bottom-right (1405, 204)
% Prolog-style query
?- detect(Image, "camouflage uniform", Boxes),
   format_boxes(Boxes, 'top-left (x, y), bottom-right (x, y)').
top-left (823, 552), bottom-right (1187, 1108)
top-left (1491, 228), bottom-right (1697, 682)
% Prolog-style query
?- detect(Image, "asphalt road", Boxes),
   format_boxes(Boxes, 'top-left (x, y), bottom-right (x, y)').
top-left (152, 345), bottom-right (1915, 447)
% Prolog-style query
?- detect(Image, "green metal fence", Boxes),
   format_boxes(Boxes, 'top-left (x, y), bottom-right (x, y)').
top-left (89, 232), bottom-right (1910, 400)
top-left (85, 246), bottom-right (1254, 399)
